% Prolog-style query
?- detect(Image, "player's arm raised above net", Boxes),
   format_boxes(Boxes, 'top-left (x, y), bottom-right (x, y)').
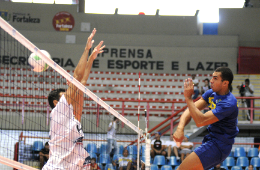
top-left (66, 41), bottom-right (105, 120)
top-left (73, 28), bottom-right (96, 82)
top-left (64, 28), bottom-right (96, 106)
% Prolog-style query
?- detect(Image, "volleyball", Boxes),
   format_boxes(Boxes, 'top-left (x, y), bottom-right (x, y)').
top-left (28, 50), bottom-right (51, 72)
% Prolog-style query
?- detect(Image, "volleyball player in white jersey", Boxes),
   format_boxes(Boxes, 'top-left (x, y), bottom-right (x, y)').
top-left (43, 28), bottom-right (105, 170)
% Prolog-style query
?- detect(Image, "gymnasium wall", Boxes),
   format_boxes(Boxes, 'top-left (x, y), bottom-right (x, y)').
top-left (0, 1), bottom-right (248, 74)
top-left (218, 8), bottom-right (260, 47)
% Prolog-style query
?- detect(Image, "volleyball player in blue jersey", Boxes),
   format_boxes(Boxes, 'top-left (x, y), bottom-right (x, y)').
top-left (173, 67), bottom-right (239, 170)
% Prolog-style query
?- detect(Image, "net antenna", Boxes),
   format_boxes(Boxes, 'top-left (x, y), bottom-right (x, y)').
top-left (144, 109), bottom-right (151, 170)
top-left (137, 72), bottom-right (141, 170)
top-left (0, 16), bottom-right (143, 169)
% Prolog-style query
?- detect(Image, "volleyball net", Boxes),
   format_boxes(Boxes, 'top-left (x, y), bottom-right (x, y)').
top-left (0, 17), bottom-right (151, 170)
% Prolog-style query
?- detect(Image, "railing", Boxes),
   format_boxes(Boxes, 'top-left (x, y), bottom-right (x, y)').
top-left (2, 95), bottom-right (260, 133)
top-left (19, 132), bottom-right (134, 145)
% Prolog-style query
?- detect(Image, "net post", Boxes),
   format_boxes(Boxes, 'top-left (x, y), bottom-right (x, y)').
top-left (145, 130), bottom-right (151, 170)
top-left (137, 133), bottom-right (140, 170)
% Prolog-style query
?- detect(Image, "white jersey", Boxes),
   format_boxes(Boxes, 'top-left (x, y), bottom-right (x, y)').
top-left (164, 141), bottom-right (177, 147)
top-left (107, 122), bottom-right (117, 139)
top-left (43, 95), bottom-right (89, 170)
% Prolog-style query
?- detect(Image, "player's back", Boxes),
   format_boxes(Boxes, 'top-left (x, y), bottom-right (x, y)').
top-left (207, 91), bottom-right (239, 144)
top-left (43, 95), bottom-right (88, 170)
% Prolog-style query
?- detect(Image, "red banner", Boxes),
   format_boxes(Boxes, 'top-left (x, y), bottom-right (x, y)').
top-left (238, 47), bottom-right (260, 74)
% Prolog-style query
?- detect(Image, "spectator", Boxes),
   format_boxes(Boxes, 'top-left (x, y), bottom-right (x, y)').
top-left (107, 116), bottom-right (119, 157)
top-left (39, 142), bottom-right (49, 169)
top-left (179, 135), bottom-right (193, 162)
top-left (164, 134), bottom-right (180, 160)
top-left (213, 163), bottom-right (225, 170)
top-left (201, 78), bottom-right (211, 95)
top-left (151, 132), bottom-right (166, 159)
top-left (112, 149), bottom-right (132, 170)
top-left (237, 79), bottom-right (254, 120)
top-left (90, 158), bottom-right (100, 170)
top-left (248, 164), bottom-right (254, 170)
top-left (258, 145), bottom-right (260, 158)
top-left (191, 74), bottom-right (199, 99)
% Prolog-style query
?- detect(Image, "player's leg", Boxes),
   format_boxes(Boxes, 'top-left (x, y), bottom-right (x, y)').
top-left (180, 153), bottom-right (184, 162)
top-left (167, 146), bottom-right (171, 158)
top-left (39, 155), bottom-right (44, 169)
top-left (113, 139), bottom-right (118, 155)
top-left (188, 135), bottom-right (232, 170)
top-left (107, 139), bottom-right (112, 155)
top-left (150, 149), bottom-right (155, 159)
top-left (177, 152), bottom-right (203, 170)
top-left (161, 150), bottom-right (167, 157)
top-left (173, 146), bottom-right (180, 159)
top-left (126, 161), bottom-right (132, 170)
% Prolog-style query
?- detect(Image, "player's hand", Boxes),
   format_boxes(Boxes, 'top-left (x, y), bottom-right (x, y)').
top-left (91, 41), bottom-right (105, 60)
top-left (86, 28), bottom-right (96, 51)
top-left (184, 78), bottom-right (194, 99)
top-left (66, 79), bottom-right (70, 86)
top-left (173, 128), bottom-right (184, 147)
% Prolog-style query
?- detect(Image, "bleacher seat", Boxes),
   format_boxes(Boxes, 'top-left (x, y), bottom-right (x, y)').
top-left (167, 156), bottom-right (179, 166)
top-left (222, 157), bottom-right (235, 168)
top-left (89, 152), bottom-right (97, 160)
top-left (231, 166), bottom-right (242, 170)
top-left (161, 165), bottom-right (173, 170)
top-left (141, 155), bottom-right (152, 164)
top-left (229, 151), bottom-right (233, 157)
top-left (140, 145), bottom-right (146, 155)
top-left (97, 163), bottom-right (104, 170)
top-left (247, 148), bottom-right (259, 158)
top-left (118, 145), bottom-right (124, 155)
top-left (127, 145), bottom-right (137, 155)
top-left (99, 154), bottom-right (111, 166)
top-left (174, 166), bottom-right (179, 170)
top-left (250, 157), bottom-right (260, 168)
top-left (151, 164), bottom-right (159, 170)
top-left (234, 147), bottom-right (246, 158)
top-left (129, 154), bottom-right (137, 160)
top-left (105, 163), bottom-right (115, 170)
top-left (100, 144), bottom-right (108, 154)
top-left (32, 141), bottom-right (44, 152)
top-left (153, 155), bottom-right (166, 166)
top-left (220, 166), bottom-right (228, 170)
top-left (86, 143), bottom-right (98, 154)
top-left (236, 156), bottom-right (249, 168)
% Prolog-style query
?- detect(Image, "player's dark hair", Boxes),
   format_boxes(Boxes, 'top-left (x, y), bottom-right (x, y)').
top-left (45, 142), bottom-right (49, 146)
top-left (123, 149), bottom-right (129, 154)
top-left (91, 157), bottom-right (96, 162)
top-left (48, 88), bottom-right (66, 109)
top-left (245, 79), bottom-right (250, 83)
top-left (215, 67), bottom-right (233, 90)
top-left (114, 116), bottom-right (118, 121)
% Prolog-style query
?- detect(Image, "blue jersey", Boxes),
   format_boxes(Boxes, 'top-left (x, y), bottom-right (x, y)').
top-left (202, 89), bottom-right (239, 144)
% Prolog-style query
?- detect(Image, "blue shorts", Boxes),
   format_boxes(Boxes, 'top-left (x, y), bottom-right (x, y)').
top-left (194, 135), bottom-right (232, 170)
